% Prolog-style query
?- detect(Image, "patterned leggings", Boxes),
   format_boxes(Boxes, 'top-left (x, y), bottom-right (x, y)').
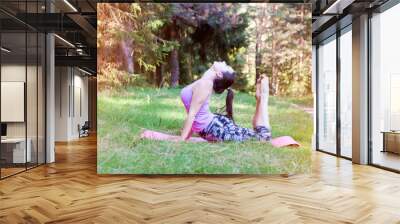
top-left (199, 114), bottom-right (271, 142)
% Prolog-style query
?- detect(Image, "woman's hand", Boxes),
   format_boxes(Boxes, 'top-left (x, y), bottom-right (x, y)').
top-left (178, 136), bottom-right (187, 142)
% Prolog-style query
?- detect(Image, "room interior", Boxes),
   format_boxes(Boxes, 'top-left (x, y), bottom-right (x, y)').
top-left (0, 0), bottom-right (96, 179)
top-left (0, 30), bottom-right (46, 177)
top-left (370, 5), bottom-right (400, 171)
top-left (313, 0), bottom-right (400, 171)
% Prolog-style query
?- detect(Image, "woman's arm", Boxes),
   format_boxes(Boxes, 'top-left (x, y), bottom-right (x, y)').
top-left (180, 81), bottom-right (212, 141)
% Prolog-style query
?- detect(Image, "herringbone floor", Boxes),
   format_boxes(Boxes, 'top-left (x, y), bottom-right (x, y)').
top-left (1, 136), bottom-right (400, 224)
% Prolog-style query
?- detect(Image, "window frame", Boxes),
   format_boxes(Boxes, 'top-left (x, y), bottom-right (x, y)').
top-left (315, 23), bottom-right (353, 161)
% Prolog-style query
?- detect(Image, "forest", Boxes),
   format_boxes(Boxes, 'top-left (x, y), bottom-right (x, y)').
top-left (97, 3), bottom-right (312, 96)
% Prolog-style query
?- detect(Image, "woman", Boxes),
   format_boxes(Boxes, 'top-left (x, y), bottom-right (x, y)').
top-left (179, 61), bottom-right (271, 142)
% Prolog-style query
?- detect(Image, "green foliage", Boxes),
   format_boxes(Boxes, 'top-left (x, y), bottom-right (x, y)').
top-left (171, 3), bottom-right (250, 88)
top-left (250, 4), bottom-right (312, 96)
top-left (98, 3), bottom-right (312, 96)
top-left (126, 4), bottom-right (176, 73)
top-left (98, 87), bottom-right (312, 174)
top-left (98, 66), bottom-right (149, 90)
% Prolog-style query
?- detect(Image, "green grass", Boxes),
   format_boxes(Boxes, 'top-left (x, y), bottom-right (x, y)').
top-left (279, 95), bottom-right (314, 108)
top-left (97, 87), bottom-right (312, 174)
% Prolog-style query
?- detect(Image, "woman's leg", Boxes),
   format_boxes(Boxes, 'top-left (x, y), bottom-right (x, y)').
top-left (252, 76), bottom-right (271, 129)
top-left (201, 77), bottom-right (271, 142)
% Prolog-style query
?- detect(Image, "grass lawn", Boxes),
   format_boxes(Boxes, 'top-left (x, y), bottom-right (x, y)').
top-left (278, 95), bottom-right (314, 108)
top-left (97, 87), bottom-right (312, 174)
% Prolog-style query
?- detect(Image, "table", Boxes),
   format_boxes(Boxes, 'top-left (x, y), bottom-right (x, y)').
top-left (1, 138), bottom-right (31, 163)
top-left (381, 131), bottom-right (400, 154)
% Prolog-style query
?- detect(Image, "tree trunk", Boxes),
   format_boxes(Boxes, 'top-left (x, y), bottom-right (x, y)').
top-left (170, 49), bottom-right (180, 87)
top-left (121, 40), bottom-right (134, 73)
top-left (169, 20), bottom-right (180, 87)
top-left (255, 42), bottom-right (262, 83)
top-left (160, 64), bottom-right (166, 88)
top-left (188, 52), bottom-right (193, 81)
top-left (254, 5), bottom-right (264, 84)
top-left (270, 5), bottom-right (277, 96)
top-left (155, 65), bottom-right (163, 88)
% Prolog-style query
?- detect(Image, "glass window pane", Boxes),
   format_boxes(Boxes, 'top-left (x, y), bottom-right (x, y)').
top-left (1, 31), bottom-right (27, 177)
top-left (38, 33), bottom-right (45, 165)
top-left (371, 4), bottom-right (400, 171)
top-left (340, 28), bottom-right (352, 158)
top-left (0, 1), bottom-right (46, 179)
top-left (318, 36), bottom-right (337, 154)
top-left (26, 0), bottom-right (40, 169)
top-left (27, 31), bottom-right (38, 169)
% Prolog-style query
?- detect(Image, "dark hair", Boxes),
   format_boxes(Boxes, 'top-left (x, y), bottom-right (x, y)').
top-left (225, 88), bottom-right (234, 121)
top-left (213, 71), bottom-right (235, 94)
top-left (213, 71), bottom-right (235, 121)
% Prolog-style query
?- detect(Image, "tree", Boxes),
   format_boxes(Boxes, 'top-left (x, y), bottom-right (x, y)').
top-left (97, 3), bottom-right (176, 89)
top-left (248, 3), bottom-right (312, 96)
top-left (163, 3), bottom-right (250, 87)
top-left (98, 3), bottom-right (312, 96)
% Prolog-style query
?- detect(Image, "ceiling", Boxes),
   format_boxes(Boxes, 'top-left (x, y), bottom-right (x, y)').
top-left (311, 0), bottom-right (390, 43)
top-left (0, 0), bottom-right (394, 74)
top-left (0, 0), bottom-right (97, 75)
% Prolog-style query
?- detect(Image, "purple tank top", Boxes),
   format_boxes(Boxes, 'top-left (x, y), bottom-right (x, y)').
top-left (180, 84), bottom-right (215, 133)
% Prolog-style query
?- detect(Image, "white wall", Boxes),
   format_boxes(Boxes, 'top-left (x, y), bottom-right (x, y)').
top-left (55, 67), bottom-right (89, 141)
top-left (72, 73), bottom-right (89, 138)
top-left (1, 63), bottom-right (46, 164)
top-left (1, 65), bottom-right (26, 140)
top-left (55, 66), bottom-right (70, 141)
top-left (1, 65), bottom-right (40, 138)
top-left (1, 65), bottom-right (25, 81)
top-left (1, 82), bottom-right (25, 122)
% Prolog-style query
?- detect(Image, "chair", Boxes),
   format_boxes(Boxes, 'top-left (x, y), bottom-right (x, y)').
top-left (79, 121), bottom-right (90, 138)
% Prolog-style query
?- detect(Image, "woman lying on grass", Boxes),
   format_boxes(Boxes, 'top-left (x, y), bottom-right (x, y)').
top-left (178, 61), bottom-right (272, 142)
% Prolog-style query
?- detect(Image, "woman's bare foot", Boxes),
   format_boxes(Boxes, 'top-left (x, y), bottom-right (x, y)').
top-left (255, 74), bottom-right (267, 100)
top-left (259, 76), bottom-right (271, 129)
top-left (260, 76), bottom-right (269, 96)
top-left (256, 81), bottom-right (261, 100)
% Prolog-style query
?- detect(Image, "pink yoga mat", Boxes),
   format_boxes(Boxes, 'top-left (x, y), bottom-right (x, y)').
top-left (140, 130), bottom-right (300, 147)
top-left (270, 136), bottom-right (300, 147)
